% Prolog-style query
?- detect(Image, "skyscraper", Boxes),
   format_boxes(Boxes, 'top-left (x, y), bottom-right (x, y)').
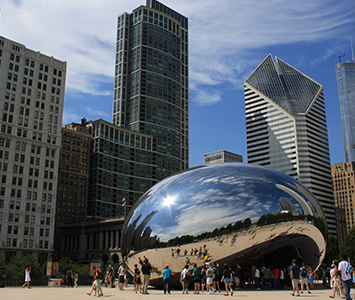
top-left (244, 54), bottom-right (336, 235)
top-left (113, 0), bottom-right (189, 181)
top-left (331, 162), bottom-right (355, 242)
top-left (335, 58), bottom-right (355, 162)
top-left (0, 36), bottom-right (66, 262)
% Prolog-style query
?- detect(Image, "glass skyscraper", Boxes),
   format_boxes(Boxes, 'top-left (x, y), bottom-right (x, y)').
top-left (335, 60), bottom-right (355, 162)
top-left (113, 0), bottom-right (189, 181)
top-left (244, 54), bottom-right (336, 235)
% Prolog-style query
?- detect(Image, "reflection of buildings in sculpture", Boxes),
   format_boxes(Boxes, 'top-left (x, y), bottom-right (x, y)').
top-left (124, 210), bottom-right (158, 248)
top-left (125, 220), bottom-right (326, 289)
top-left (245, 55), bottom-right (336, 235)
top-left (277, 197), bottom-right (299, 215)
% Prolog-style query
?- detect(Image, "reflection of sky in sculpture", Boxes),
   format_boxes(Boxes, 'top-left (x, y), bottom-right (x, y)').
top-left (124, 163), bottom-right (325, 243)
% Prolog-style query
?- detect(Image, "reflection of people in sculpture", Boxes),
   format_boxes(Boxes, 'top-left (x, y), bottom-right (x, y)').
top-left (139, 257), bottom-right (152, 294)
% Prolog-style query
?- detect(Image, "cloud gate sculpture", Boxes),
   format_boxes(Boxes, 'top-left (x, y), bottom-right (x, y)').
top-left (121, 163), bottom-right (327, 288)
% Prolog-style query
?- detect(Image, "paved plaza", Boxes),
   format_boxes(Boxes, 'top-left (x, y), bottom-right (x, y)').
top-left (2, 285), bottom-right (354, 300)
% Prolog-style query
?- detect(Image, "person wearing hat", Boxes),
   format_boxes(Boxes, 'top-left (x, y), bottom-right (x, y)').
top-left (163, 265), bottom-right (172, 294)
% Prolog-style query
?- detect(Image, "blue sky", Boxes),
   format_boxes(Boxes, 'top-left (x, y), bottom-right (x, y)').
top-left (1, 0), bottom-right (354, 167)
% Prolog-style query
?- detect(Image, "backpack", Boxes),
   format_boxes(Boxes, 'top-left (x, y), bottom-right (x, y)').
top-left (347, 263), bottom-right (353, 274)
top-left (301, 267), bottom-right (307, 277)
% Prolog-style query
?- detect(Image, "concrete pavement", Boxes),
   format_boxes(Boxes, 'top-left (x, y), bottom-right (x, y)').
top-left (2, 285), bottom-right (354, 300)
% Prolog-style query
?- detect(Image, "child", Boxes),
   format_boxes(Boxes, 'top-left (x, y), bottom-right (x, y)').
top-left (92, 276), bottom-right (104, 297)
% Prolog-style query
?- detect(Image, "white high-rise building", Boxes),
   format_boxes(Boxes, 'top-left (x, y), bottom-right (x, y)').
top-left (0, 36), bottom-right (66, 262)
top-left (244, 54), bottom-right (336, 235)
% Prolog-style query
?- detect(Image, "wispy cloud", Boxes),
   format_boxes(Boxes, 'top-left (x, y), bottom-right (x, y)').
top-left (1, 0), bottom-right (353, 111)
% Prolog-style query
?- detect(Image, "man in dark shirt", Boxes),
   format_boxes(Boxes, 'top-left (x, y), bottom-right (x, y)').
top-left (290, 259), bottom-right (300, 296)
top-left (139, 257), bottom-right (152, 294)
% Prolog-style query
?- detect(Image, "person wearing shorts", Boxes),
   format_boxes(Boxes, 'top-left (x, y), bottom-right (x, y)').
top-left (206, 263), bottom-right (214, 294)
top-left (290, 259), bottom-right (300, 297)
top-left (220, 264), bottom-right (233, 296)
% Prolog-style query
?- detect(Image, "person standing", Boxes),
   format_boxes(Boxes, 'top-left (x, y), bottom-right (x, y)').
top-left (192, 264), bottom-right (201, 294)
top-left (329, 260), bottom-right (345, 298)
top-left (74, 272), bottom-right (79, 288)
top-left (300, 263), bottom-right (311, 294)
top-left (181, 265), bottom-right (190, 294)
top-left (139, 257), bottom-right (152, 294)
top-left (117, 262), bottom-right (126, 291)
top-left (22, 266), bottom-right (31, 289)
top-left (220, 264), bottom-right (233, 296)
top-left (163, 265), bottom-right (172, 294)
top-left (255, 266), bottom-right (261, 290)
top-left (66, 269), bottom-right (73, 288)
top-left (338, 254), bottom-right (353, 300)
top-left (290, 259), bottom-right (301, 297)
top-left (107, 264), bottom-right (114, 288)
top-left (206, 263), bottom-right (214, 294)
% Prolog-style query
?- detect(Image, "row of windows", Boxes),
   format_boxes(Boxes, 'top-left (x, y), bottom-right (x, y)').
top-left (3, 238), bottom-right (50, 249)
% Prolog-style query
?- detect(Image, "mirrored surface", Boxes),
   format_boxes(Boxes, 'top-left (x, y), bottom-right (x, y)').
top-left (121, 163), bottom-right (327, 288)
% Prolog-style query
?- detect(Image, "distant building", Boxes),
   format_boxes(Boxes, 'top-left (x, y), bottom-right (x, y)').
top-left (335, 59), bottom-right (355, 162)
top-left (244, 54), bottom-right (336, 235)
top-left (203, 150), bottom-right (243, 165)
top-left (0, 36), bottom-right (66, 262)
top-left (331, 162), bottom-right (355, 241)
top-left (56, 122), bottom-right (91, 225)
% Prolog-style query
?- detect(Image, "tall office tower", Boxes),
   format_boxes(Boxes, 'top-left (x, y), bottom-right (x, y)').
top-left (244, 54), bottom-right (336, 235)
top-left (331, 162), bottom-right (355, 240)
top-left (0, 36), bottom-right (66, 262)
top-left (335, 58), bottom-right (355, 162)
top-left (113, 0), bottom-right (189, 181)
top-left (203, 150), bottom-right (243, 165)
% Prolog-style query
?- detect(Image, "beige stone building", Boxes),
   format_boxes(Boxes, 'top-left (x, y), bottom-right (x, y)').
top-left (0, 36), bottom-right (66, 262)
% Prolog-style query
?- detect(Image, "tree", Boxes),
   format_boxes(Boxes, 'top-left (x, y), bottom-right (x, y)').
top-left (340, 227), bottom-right (355, 263)
top-left (323, 234), bottom-right (339, 266)
top-left (4, 254), bottom-right (42, 282)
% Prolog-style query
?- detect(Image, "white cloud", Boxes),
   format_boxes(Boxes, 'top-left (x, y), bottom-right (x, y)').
top-left (1, 0), bottom-right (353, 109)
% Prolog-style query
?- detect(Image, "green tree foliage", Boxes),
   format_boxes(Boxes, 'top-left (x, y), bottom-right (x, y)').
top-left (4, 254), bottom-right (43, 281)
top-left (323, 234), bottom-right (339, 266)
top-left (58, 256), bottom-right (77, 277)
top-left (340, 227), bottom-right (355, 263)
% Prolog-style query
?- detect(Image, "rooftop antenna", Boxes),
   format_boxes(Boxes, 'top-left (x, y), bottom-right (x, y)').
top-left (338, 54), bottom-right (345, 63)
top-left (351, 35), bottom-right (355, 61)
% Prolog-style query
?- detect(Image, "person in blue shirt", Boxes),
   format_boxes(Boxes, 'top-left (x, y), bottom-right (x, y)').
top-left (163, 265), bottom-right (172, 294)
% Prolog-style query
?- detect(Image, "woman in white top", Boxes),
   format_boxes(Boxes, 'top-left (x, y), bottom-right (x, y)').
top-left (22, 266), bottom-right (31, 289)
top-left (329, 260), bottom-right (344, 298)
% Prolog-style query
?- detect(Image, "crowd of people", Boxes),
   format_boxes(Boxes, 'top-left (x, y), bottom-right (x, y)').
top-left (21, 252), bottom-right (354, 299)
top-left (82, 254), bottom-right (354, 299)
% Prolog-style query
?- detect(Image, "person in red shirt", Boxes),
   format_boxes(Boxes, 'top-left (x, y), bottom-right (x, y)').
top-left (272, 267), bottom-right (280, 290)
